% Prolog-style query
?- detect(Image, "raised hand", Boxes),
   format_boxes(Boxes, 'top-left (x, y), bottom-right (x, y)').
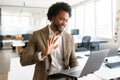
top-left (42, 36), bottom-right (58, 57)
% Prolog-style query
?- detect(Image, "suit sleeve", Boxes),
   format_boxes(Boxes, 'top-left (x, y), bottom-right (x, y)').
top-left (20, 32), bottom-right (40, 66)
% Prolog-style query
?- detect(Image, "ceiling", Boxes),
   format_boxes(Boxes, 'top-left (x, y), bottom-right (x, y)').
top-left (0, 0), bottom-right (87, 8)
top-left (0, 0), bottom-right (88, 16)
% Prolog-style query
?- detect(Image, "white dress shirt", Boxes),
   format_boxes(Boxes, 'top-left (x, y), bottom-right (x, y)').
top-left (38, 26), bottom-right (65, 74)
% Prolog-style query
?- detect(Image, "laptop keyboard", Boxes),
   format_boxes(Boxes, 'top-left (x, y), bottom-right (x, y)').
top-left (105, 62), bottom-right (120, 68)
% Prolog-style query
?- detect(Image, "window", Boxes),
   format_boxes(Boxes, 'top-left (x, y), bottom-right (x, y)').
top-left (1, 8), bottom-right (48, 35)
top-left (76, 5), bottom-right (84, 36)
top-left (84, 2), bottom-right (95, 37)
top-left (96, 0), bottom-right (112, 38)
top-left (2, 15), bottom-right (31, 35)
top-left (71, 0), bottom-right (113, 39)
top-left (67, 8), bottom-right (76, 33)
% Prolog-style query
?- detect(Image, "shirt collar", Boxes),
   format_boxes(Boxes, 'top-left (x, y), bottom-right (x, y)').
top-left (48, 25), bottom-right (55, 36)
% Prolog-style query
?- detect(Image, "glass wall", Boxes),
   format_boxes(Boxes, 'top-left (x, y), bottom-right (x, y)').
top-left (69, 0), bottom-right (113, 39)
top-left (1, 0), bottom-right (115, 39)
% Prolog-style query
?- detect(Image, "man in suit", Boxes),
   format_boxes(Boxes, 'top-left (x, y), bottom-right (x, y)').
top-left (20, 2), bottom-right (78, 80)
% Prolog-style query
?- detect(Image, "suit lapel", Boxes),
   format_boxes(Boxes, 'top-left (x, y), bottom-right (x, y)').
top-left (61, 31), bottom-right (69, 67)
top-left (41, 25), bottom-right (52, 72)
top-left (41, 25), bottom-right (49, 48)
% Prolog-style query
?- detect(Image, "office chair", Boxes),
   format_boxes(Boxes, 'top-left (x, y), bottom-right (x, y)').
top-left (22, 34), bottom-right (32, 40)
top-left (0, 35), bottom-right (3, 50)
top-left (76, 36), bottom-right (91, 52)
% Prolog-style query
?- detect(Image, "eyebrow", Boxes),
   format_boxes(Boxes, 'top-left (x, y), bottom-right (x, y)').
top-left (59, 16), bottom-right (68, 21)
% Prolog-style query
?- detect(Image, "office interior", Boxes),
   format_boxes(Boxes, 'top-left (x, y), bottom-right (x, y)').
top-left (0, 0), bottom-right (120, 80)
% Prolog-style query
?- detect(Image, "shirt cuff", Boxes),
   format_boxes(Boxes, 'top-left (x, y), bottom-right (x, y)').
top-left (38, 52), bottom-right (46, 61)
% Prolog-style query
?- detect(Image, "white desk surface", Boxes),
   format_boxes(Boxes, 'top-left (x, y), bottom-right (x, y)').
top-left (94, 56), bottom-right (120, 80)
top-left (2, 40), bottom-right (13, 43)
top-left (76, 51), bottom-right (120, 80)
top-left (12, 40), bottom-right (25, 47)
top-left (94, 67), bottom-right (120, 80)
top-left (78, 74), bottom-right (102, 80)
top-left (8, 57), bottom-right (35, 80)
top-left (12, 40), bottom-right (26, 56)
top-left (8, 52), bottom-right (120, 80)
top-left (8, 71), bottom-right (34, 80)
top-left (10, 57), bottom-right (35, 71)
top-left (9, 57), bottom-right (99, 80)
top-left (3, 40), bottom-right (28, 47)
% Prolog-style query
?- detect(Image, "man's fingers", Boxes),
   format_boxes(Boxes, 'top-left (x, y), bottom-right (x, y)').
top-left (49, 36), bottom-right (52, 45)
top-left (53, 36), bottom-right (58, 43)
top-left (51, 36), bottom-right (54, 43)
top-left (49, 36), bottom-right (58, 44)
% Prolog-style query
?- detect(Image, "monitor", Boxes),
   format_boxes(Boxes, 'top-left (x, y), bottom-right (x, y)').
top-left (71, 29), bottom-right (79, 35)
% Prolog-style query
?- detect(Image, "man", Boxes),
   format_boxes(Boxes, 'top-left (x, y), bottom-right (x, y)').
top-left (20, 2), bottom-right (78, 80)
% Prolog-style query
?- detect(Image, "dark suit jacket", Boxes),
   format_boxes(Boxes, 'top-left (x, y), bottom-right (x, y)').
top-left (20, 25), bottom-right (78, 80)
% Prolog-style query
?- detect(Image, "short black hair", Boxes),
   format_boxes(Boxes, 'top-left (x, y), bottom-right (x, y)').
top-left (47, 2), bottom-right (72, 21)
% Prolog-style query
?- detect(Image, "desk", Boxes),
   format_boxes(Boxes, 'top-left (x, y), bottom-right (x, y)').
top-left (8, 52), bottom-right (120, 80)
top-left (73, 35), bottom-right (108, 51)
top-left (8, 71), bottom-right (33, 80)
top-left (76, 51), bottom-right (120, 80)
top-left (12, 40), bottom-right (25, 56)
top-left (2, 40), bottom-right (28, 51)
top-left (78, 74), bottom-right (101, 80)
top-left (8, 58), bottom-right (35, 80)
top-left (94, 56), bottom-right (120, 80)
top-left (94, 67), bottom-right (120, 80)
top-left (73, 35), bottom-right (108, 43)
top-left (2, 40), bottom-right (13, 49)
top-left (10, 58), bottom-right (35, 71)
top-left (2, 40), bottom-right (13, 43)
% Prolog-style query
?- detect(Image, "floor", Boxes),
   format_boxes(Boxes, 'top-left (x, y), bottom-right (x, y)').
top-left (0, 49), bottom-right (17, 80)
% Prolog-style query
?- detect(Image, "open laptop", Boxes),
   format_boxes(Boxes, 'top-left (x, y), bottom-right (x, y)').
top-left (99, 43), bottom-right (120, 68)
top-left (99, 43), bottom-right (118, 57)
top-left (58, 49), bottom-right (109, 77)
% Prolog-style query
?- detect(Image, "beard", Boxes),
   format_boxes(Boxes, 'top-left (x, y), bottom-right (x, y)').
top-left (53, 22), bottom-right (63, 34)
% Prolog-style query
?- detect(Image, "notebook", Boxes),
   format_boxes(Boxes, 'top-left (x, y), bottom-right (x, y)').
top-left (50, 49), bottom-right (109, 78)
top-left (105, 62), bottom-right (120, 68)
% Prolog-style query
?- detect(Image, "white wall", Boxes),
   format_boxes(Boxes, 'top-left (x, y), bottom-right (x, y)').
top-left (116, 0), bottom-right (120, 47)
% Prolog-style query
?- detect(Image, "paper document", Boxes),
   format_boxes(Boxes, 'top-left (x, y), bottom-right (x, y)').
top-left (49, 66), bottom-right (82, 78)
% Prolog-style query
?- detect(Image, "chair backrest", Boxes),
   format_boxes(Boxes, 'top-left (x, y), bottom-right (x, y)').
top-left (0, 35), bottom-right (2, 41)
top-left (22, 34), bottom-right (32, 40)
top-left (81, 36), bottom-right (91, 49)
top-left (0, 35), bottom-right (3, 49)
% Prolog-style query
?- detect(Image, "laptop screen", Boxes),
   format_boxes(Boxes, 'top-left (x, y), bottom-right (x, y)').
top-left (52, 49), bottom-right (109, 78)
top-left (99, 43), bottom-right (118, 57)
top-left (80, 49), bottom-right (109, 77)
